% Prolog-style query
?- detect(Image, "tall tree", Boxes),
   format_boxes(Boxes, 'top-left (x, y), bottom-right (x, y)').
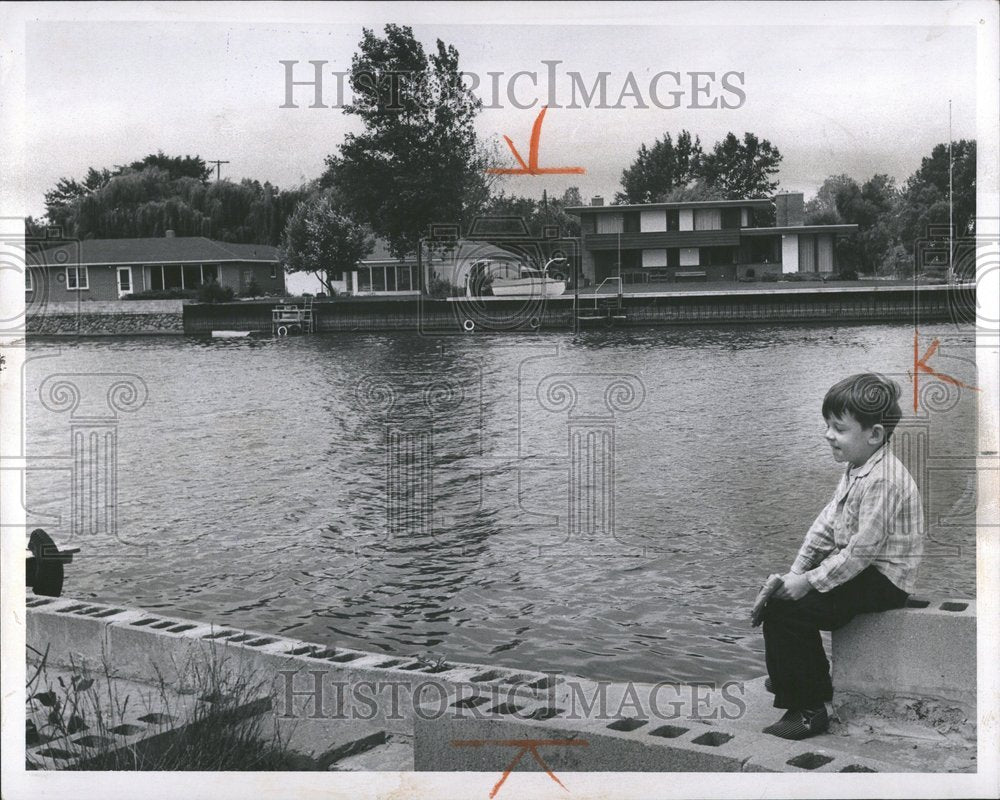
top-left (660, 180), bottom-right (725, 203)
top-left (805, 173), bottom-right (901, 275)
top-left (697, 132), bottom-right (782, 199)
top-left (124, 152), bottom-right (212, 182)
top-left (280, 191), bottom-right (374, 294)
top-left (44, 168), bottom-right (113, 231)
top-left (615, 131), bottom-right (702, 204)
top-left (895, 139), bottom-right (976, 250)
top-left (804, 174), bottom-right (857, 225)
top-left (41, 161), bottom-right (308, 244)
top-left (321, 25), bottom-right (486, 261)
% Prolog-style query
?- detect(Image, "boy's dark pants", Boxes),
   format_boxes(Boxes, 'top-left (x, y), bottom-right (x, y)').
top-left (763, 565), bottom-right (908, 710)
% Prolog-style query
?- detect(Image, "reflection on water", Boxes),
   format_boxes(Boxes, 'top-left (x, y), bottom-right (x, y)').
top-left (25, 323), bottom-right (977, 684)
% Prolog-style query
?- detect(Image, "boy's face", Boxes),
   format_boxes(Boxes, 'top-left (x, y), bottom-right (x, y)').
top-left (823, 412), bottom-right (885, 467)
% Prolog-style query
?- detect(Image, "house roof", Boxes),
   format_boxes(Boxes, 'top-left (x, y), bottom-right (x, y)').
top-left (740, 224), bottom-right (859, 236)
top-left (30, 236), bottom-right (279, 267)
top-left (360, 236), bottom-right (523, 266)
top-left (567, 199), bottom-right (774, 214)
top-left (363, 237), bottom-right (411, 264)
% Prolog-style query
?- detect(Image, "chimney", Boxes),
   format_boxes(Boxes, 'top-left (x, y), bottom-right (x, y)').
top-left (590, 196), bottom-right (604, 206)
top-left (165, 229), bottom-right (176, 238)
top-left (774, 193), bottom-right (804, 227)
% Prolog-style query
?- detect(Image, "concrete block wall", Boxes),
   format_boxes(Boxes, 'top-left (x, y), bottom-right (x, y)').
top-left (26, 594), bottom-right (968, 773)
top-left (832, 596), bottom-right (976, 712)
top-left (25, 595), bottom-right (565, 731)
top-left (411, 684), bottom-right (900, 774)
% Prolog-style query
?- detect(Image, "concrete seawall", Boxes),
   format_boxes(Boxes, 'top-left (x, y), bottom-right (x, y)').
top-left (21, 285), bottom-right (970, 336)
top-left (25, 594), bottom-right (976, 773)
top-left (182, 284), bottom-right (969, 334)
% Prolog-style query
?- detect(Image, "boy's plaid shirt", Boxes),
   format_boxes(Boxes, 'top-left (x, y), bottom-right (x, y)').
top-left (791, 444), bottom-right (924, 593)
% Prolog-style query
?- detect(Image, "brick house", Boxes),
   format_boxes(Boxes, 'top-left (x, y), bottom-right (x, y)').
top-left (567, 193), bottom-right (858, 285)
top-left (26, 232), bottom-right (284, 301)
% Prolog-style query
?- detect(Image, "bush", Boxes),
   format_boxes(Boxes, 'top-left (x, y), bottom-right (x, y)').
top-left (196, 281), bottom-right (235, 304)
top-left (759, 273), bottom-right (779, 283)
top-left (834, 268), bottom-right (859, 281)
top-left (427, 273), bottom-right (462, 298)
top-left (123, 288), bottom-right (197, 300)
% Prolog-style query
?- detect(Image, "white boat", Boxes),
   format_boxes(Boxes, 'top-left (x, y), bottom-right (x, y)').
top-left (470, 256), bottom-right (568, 298)
top-left (491, 267), bottom-right (567, 298)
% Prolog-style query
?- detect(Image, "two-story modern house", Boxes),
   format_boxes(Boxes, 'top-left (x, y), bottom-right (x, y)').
top-left (567, 193), bottom-right (858, 285)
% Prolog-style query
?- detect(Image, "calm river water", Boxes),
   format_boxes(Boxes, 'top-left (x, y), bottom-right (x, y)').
top-left (25, 323), bottom-right (978, 684)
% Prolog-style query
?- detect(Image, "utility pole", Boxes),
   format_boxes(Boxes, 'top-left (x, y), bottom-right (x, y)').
top-left (948, 100), bottom-right (953, 285)
top-left (208, 160), bottom-right (230, 181)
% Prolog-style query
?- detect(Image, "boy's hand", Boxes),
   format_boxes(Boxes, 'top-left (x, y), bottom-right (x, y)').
top-left (774, 572), bottom-right (812, 601)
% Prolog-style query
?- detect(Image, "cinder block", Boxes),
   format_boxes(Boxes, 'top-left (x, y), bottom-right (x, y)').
top-left (412, 689), bottom-right (793, 773)
top-left (26, 599), bottom-right (142, 670)
top-left (832, 598), bottom-right (976, 711)
top-left (745, 746), bottom-right (899, 774)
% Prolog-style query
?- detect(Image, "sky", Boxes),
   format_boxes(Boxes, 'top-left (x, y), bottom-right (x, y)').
top-left (12, 6), bottom-right (982, 221)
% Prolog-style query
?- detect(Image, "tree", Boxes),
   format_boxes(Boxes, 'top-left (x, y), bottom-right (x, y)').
top-left (44, 168), bottom-right (112, 231)
top-left (479, 186), bottom-right (582, 239)
top-left (896, 139), bottom-right (976, 252)
top-left (615, 131), bottom-right (702, 204)
top-left (321, 25), bottom-right (486, 262)
top-left (40, 160), bottom-right (308, 244)
top-left (279, 192), bottom-right (374, 295)
top-left (660, 180), bottom-right (725, 203)
top-left (697, 132), bottom-right (782, 199)
top-left (806, 173), bottom-right (901, 274)
top-left (804, 174), bottom-right (856, 224)
top-left (123, 152), bottom-right (212, 182)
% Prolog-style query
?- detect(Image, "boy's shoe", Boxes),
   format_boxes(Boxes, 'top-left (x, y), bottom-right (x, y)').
top-left (765, 677), bottom-right (773, 693)
top-left (762, 705), bottom-right (829, 740)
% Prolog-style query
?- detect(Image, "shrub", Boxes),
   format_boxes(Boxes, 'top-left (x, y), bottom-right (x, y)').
top-left (834, 268), bottom-right (859, 281)
top-left (196, 281), bottom-right (235, 304)
top-left (124, 288), bottom-right (197, 300)
top-left (760, 273), bottom-right (779, 283)
top-left (427, 273), bottom-right (462, 298)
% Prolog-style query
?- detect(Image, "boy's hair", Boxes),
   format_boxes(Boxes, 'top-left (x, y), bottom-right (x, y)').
top-left (822, 373), bottom-right (903, 440)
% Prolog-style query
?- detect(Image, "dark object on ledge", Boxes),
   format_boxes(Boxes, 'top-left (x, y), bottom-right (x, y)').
top-left (25, 529), bottom-right (77, 597)
top-left (751, 573), bottom-right (784, 627)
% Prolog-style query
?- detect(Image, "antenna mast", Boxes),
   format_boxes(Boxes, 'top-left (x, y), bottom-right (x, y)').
top-left (948, 100), bottom-right (954, 285)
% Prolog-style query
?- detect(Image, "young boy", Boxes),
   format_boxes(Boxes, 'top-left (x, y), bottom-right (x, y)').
top-left (761, 373), bottom-right (924, 740)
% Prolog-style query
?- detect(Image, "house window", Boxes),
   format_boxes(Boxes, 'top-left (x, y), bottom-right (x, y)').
top-left (693, 208), bottom-right (722, 231)
top-left (65, 266), bottom-right (89, 290)
top-left (183, 265), bottom-right (202, 288)
top-left (721, 208), bottom-right (741, 229)
top-left (666, 210), bottom-right (680, 231)
top-left (163, 265), bottom-right (183, 290)
top-left (25, 268), bottom-right (33, 292)
top-left (356, 264), bottom-right (418, 292)
top-left (596, 213), bottom-right (624, 234)
top-left (151, 263), bottom-right (220, 289)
